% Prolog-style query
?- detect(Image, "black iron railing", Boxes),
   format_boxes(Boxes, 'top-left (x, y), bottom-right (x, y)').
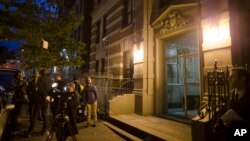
top-left (198, 60), bottom-right (229, 121)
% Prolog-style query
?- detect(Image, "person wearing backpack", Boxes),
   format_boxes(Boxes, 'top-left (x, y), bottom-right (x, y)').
top-left (73, 75), bottom-right (86, 122)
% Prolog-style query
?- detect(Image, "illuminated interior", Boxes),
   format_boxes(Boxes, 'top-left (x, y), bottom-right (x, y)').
top-left (202, 11), bottom-right (231, 50)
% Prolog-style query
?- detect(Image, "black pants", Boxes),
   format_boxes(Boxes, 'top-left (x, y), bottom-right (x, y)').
top-left (28, 102), bottom-right (35, 120)
top-left (10, 102), bottom-right (22, 130)
top-left (28, 100), bottom-right (49, 132)
top-left (50, 100), bottom-right (59, 123)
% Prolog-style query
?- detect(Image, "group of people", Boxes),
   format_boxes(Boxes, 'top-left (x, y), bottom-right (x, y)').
top-left (10, 66), bottom-right (250, 140)
top-left (10, 69), bottom-right (99, 141)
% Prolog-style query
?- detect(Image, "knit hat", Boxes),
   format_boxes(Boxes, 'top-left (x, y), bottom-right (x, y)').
top-left (66, 82), bottom-right (75, 90)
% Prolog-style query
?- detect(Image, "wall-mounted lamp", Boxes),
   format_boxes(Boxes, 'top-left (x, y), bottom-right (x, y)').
top-left (202, 11), bottom-right (231, 51)
top-left (102, 36), bottom-right (110, 43)
top-left (133, 42), bottom-right (144, 63)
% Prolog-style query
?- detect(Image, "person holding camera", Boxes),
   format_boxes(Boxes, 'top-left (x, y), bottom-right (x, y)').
top-left (50, 73), bottom-right (67, 122)
top-left (56, 82), bottom-right (79, 141)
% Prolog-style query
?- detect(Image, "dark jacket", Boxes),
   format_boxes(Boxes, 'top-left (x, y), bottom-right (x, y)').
top-left (50, 80), bottom-right (67, 115)
top-left (57, 91), bottom-right (79, 136)
top-left (56, 80), bottom-right (67, 92)
top-left (214, 89), bottom-right (250, 141)
top-left (37, 74), bottom-right (52, 101)
top-left (227, 89), bottom-right (250, 122)
top-left (26, 79), bottom-right (38, 103)
top-left (13, 79), bottom-right (27, 104)
top-left (73, 80), bottom-right (82, 94)
top-left (83, 85), bottom-right (98, 104)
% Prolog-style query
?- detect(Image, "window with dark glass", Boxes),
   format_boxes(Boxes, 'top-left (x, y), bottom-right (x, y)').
top-left (74, 30), bottom-right (77, 40)
top-left (78, 26), bottom-right (81, 42)
top-left (76, 4), bottom-right (78, 14)
top-left (95, 60), bottom-right (99, 73)
top-left (123, 0), bottom-right (133, 27)
top-left (93, 0), bottom-right (95, 8)
top-left (123, 51), bottom-right (133, 78)
top-left (103, 15), bottom-right (107, 38)
top-left (94, 0), bottom-right (101, 8)
top-left (101, 58), bottom-right (105, 73)
top-left (159, 0), bottom-right (175, 8)
top-left (96, 0), bottom-right (101, 5)
top-left (95, 21), bottom-right (100, 43)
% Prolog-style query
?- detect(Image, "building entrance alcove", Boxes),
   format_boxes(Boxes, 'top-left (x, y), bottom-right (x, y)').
top-left (164, 31), bottom-right (201, 119)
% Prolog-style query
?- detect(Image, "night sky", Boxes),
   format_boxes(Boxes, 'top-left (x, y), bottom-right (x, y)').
top-left (0, 3), bottom-right (19, 50)
top-left (0, 0), bottom-right (52, 50)
top-left (0, 41), bottom-right (21, 49)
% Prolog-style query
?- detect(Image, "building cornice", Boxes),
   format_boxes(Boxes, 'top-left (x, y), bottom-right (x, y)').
top-left (151, 3), bottom-right (199, 38)
top-left (151, 3), bottom-right (198, 26)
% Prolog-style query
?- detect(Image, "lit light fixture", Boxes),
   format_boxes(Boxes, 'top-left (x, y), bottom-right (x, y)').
top-left (133, 42), bottom-right (144, 63)
top-left (202, 11), bottom-right (231, 50)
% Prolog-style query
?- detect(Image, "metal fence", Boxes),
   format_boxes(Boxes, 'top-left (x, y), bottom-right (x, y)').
top-left (198, 61), bottom-right (230, 121)
top-left (90, 74), bottom-right (134, 115)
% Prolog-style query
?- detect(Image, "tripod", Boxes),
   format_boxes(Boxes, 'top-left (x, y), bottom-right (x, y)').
top-left (46, 114), bottom-right (77, 141)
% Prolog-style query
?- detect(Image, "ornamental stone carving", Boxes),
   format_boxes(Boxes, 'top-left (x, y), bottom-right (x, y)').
top-left (157, 10), bottom-right (192, 35)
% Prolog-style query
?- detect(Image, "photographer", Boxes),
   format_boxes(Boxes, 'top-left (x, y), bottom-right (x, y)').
top-left (56, 82), bottom-right (79, 141)
top-left (50, 73), bottom-right (67, 122)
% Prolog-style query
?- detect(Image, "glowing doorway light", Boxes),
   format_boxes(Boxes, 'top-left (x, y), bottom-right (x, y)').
top-left (133, 42), bottom-right (144, 63)
top-left (202, 11), bottom-right (231, 51)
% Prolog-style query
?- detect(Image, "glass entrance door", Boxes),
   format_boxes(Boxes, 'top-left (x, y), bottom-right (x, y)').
top-left (165, 31), bottom-right (200, 119)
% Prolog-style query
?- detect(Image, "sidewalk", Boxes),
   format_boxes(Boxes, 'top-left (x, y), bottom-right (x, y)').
top-left (108, 114), bottom-right (192, 141)
top-left (4, 106), bottom-right (193, 141)
top-left (6, 105), bottom-right (126, 141)
top-left (8, 116), bottom-right (126, 141)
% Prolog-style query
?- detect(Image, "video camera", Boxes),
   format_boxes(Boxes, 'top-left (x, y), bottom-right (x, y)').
top-left (52, 82), bottom-right (58, 88)
top-left (55, 113), bottom-right (70, 124)
top-left (52, 82), bottom-right (66, 92)
top-left (51, 82), bottom-right (75, 116)
top-left (55, 101), bottom-right (70, 124)
top-left (49, 82), bottom-right (67, 101)
top-left (54, 94), bottom-right (72, 123)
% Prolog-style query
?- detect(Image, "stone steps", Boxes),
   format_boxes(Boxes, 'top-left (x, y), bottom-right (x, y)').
top-left (105, 114), bottom-right (192, 141)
